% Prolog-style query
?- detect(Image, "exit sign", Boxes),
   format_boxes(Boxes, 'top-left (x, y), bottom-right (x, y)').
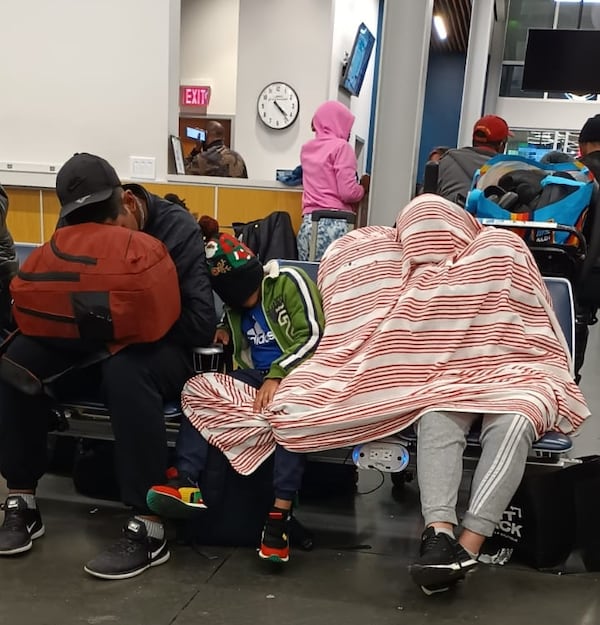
top-left (180, 86), bottom-right (211, 107)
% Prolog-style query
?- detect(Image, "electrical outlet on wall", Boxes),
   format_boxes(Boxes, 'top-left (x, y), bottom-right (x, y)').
top-left (129, 156), bottom-right (156, 180)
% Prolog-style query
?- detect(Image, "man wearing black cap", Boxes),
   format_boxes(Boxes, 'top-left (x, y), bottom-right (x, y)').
top-left (437, 114), bottom-right (512, 206)
top-left (578, 114), bottom-right (600, 180)
top-left (0, 153), bottom-right (216, 579)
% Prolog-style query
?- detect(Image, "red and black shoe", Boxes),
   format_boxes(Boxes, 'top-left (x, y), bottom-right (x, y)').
top-left (258, 508), bottom-right (290, 563)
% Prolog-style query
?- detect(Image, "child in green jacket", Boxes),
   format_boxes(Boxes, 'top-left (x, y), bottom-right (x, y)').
top-left (147, 231), bottom-right (324, 563)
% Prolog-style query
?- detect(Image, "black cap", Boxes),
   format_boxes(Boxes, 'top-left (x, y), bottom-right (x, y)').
top-left (579, 114), bottom-right (600, 143)
top-left (56, 153), bottom-right (122, 219)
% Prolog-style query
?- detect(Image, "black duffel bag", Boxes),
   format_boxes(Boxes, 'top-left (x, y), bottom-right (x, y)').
top-left (483, 456), bottom-right (600, 571)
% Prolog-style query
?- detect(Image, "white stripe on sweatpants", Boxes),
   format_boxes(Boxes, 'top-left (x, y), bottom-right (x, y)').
top-left (468, 414), bottom-right (530, 516)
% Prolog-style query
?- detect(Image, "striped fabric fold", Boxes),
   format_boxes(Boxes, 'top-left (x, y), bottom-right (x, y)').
top-left (182, 195), bottom-right (590, 475)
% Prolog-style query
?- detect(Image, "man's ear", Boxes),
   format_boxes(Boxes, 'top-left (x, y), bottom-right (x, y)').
top-left (122, 189), bottom-right (133, 203)
top-left (122, 189), bottom-right (137, 212)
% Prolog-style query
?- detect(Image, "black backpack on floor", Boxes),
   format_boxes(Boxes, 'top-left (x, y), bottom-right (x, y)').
top-left (180, 443), bottom-right (276, 547)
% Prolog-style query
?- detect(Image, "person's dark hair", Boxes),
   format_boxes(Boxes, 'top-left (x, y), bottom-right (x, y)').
top-left (207, 120), bottom-right (225, 140)
top-left (428, 146), bottom-right (450, 160)
top-left (64, 188), bottom-right (124, 225)
top-left (540, 150), bottom-right (575, 165)
top-left (473, 132), bottom-right (505, 152)
top-left (164, 193), bottom-right (188, 210)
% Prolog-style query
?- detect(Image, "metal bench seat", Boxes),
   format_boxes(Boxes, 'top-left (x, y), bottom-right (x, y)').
top-left (396, 425), bottom-right (573, 456)
top-left (51, 266), bottom-right (577, 469)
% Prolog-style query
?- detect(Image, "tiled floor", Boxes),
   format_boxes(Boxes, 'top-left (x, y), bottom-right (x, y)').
top-left (1, 326), bottom-right (600, 625)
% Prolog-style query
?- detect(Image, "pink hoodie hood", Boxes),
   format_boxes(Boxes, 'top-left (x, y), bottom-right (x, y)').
top-left (311, 101), bottom-right (355, 140)
top-left (301, 101), bottom-right (364, 213)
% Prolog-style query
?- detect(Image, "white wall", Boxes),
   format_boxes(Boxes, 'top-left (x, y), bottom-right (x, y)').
top-left (234, 0), bottom-right (334, 179)
top-left (180, 0), bottom-right (239, 115)
top-left (495, 98), bottom-right (600, 134)
top-left (330, 0), bottom-right (379, 168)
top-left (0, 0), bottom-right (380, 186)
top-left (0, 0), bottom-right (180, 185)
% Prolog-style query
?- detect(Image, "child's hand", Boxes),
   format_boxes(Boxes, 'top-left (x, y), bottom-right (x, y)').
top-left (213, 328), bottom-right (230, 345)
top-left (360, 173), bottom-right (371, 193)
top-left (253, 378), bottom-right (281, 412)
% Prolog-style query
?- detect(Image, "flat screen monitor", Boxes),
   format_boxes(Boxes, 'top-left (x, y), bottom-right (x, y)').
top-left (522, 29), bottom-right (600, 93)
top-left (516, 146), bottom-right (552, 161)
top-left (340, 23), bottom-right (376, 97)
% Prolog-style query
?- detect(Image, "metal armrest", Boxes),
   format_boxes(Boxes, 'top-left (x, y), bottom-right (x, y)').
top-left (192, 344), bottom-right (225, 373)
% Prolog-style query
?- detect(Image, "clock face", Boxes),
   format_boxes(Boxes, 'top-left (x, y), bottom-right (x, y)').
top-left (257, 82), bottom-right (300, 130)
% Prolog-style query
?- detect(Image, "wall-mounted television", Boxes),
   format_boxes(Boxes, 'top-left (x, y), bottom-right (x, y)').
top-left (340, 22), bottom-right (376, 97)
top-left (522, 29), bottom-right (600, 93)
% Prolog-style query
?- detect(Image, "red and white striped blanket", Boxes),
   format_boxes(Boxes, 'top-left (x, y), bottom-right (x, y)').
top-left (182, 195), bottom-right (590, 475)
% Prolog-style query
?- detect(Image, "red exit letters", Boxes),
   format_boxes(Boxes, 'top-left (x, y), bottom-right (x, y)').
top-left (180, 86), bottom-right (211, 107)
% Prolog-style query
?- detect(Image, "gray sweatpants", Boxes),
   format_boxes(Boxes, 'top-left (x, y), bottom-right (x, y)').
top-left (416, 410), bottom-right (536, 537)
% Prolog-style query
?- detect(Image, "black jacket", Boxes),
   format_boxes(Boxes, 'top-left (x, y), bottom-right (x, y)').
top-left (580, 150), bottom-right (600, 182)
top-left (124, 184), bottom-right (216, 347)
top-left (0, 185), bottom-right (18, 284)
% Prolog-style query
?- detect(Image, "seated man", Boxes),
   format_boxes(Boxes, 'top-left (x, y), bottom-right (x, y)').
top-left (147, 230), bottom-right (324, 563)
top-left (0, 153), bottom-right (216, 579)
top-left (180, 195), bottom-right (589, 594)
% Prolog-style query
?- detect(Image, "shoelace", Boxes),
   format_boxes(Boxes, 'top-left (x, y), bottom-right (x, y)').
top-left (103, 533), bottom-right (146, 556)
top-left (1, 507), bottom-right (29, 532)
top-left (421, 532), bottom-right (450, 555)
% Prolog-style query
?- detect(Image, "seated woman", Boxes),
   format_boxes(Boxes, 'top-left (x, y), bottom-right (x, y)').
top-left (181, 194), bottom-right (589, 593)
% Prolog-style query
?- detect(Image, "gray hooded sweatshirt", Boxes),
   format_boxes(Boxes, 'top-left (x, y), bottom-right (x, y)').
top-left (436, 146), bottom-right (497, 206)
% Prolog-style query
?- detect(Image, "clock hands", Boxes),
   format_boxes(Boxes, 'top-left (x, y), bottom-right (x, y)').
top-left (274, 100), bottom-right (288, 121)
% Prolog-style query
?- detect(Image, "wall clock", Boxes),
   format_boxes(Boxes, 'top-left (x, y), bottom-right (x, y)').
top-left (257, 82), bottom-right (300, 130)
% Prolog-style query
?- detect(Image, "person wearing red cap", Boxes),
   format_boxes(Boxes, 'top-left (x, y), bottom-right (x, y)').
top-left (436, 114), bottom-right (512, 206)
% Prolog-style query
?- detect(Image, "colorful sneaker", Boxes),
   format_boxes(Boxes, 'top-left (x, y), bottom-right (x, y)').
top-left (146, 467), bottom-right (206, 519)
top-left (0, 495), bottom-right (45, 555)
top-left (258, 509), bottom-right (290, 563)
top-left (84, 517), bottom-right (170, 580)
top-left (409, 527), bottom-right (478, 594)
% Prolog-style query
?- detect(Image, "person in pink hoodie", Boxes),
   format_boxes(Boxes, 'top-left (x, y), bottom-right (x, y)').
top-left (297, 101), bottom-right (370, 261)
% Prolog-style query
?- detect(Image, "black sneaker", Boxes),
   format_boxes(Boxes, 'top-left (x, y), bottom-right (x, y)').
top-left (84, 517), bottom-right (170, 580)
top-left (409, 527), bottom-right (478, 593)
top-left (0, 495), bottom-right (45, 555)
top-left (258, 509), bottom-right (290, 563)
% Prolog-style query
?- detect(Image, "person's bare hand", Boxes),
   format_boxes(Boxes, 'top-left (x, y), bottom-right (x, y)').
top-left (360, 173), bottom-right (371, 193)
top-left (253, 378), bottom-right (281, 412)
top-left (213, 328), bottom-right (230, 345)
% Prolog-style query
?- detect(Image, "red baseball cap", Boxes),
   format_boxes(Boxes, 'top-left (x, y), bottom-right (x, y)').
top-left (472, 115), bottom-right (513, 143)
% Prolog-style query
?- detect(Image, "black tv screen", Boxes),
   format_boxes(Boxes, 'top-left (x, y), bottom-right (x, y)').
top-left (341, 23), bottom-right (375, 97)
top-left (522, 29), bottom-right (600, 93)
